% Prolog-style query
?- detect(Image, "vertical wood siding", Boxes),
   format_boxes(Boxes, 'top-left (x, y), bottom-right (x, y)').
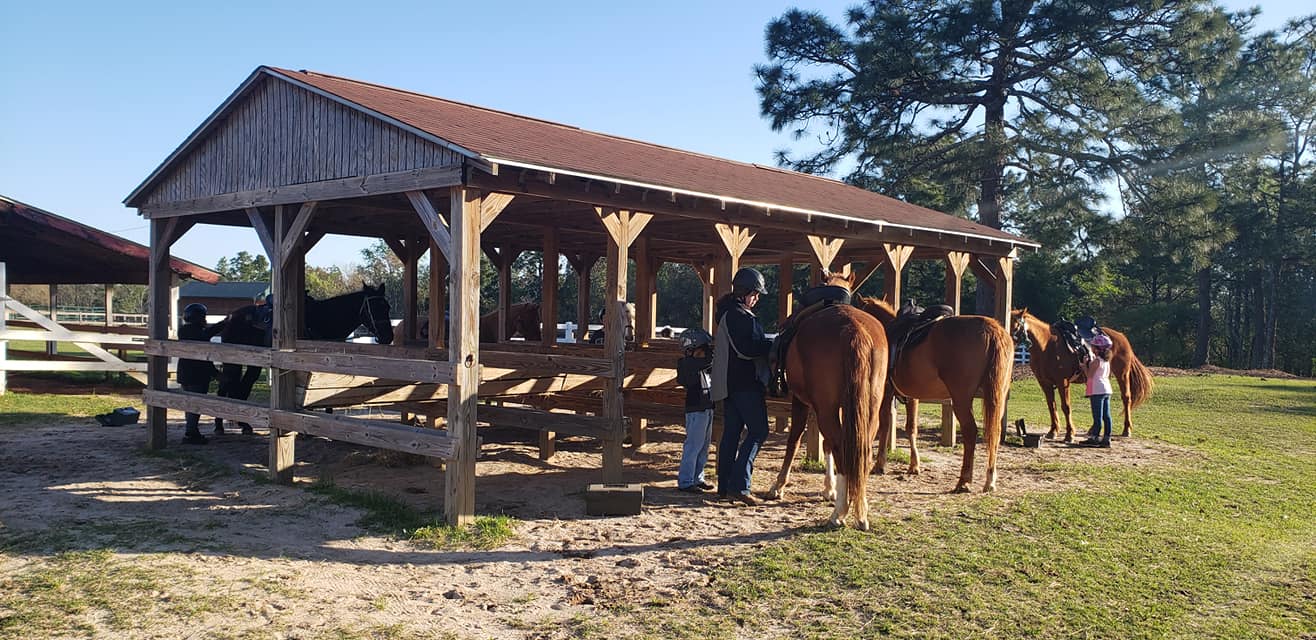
top-left (143, 78), bottom-right (463, 205)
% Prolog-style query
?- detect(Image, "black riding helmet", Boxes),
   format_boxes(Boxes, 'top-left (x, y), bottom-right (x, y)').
top-left (679, 327), bottom-right (713, 352)
top-left (732, 267), bottom-right (767, 295)
top-left (183, 303), bottom-right (207, 325)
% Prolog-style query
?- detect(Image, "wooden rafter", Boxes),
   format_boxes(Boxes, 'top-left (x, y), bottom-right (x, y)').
top-left (479, 192), bottom-right (516, 233)
top-left (405, 190), bottom-right (453, 262)
top-left (245, 207), bottom-right (276, 259)
top-left (714, 223), bottom-right (756, 261)
top-left (278, 201), bottom-right (319, 268)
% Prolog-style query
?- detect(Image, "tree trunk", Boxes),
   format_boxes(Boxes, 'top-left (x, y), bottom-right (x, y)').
top-left (974, 95), bottom-right (1008, 316)
top-left (1193, 266), bottom-right (1212, 366)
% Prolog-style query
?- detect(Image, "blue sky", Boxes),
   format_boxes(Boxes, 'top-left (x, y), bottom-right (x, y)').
top-left (1, 1), bottom-right (1307, 272)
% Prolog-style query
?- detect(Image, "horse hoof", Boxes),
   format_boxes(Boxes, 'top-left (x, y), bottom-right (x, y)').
top-left (826, 518), bottom-right (844, 529)
top-left (1063, 435), bottom-right (1073, 444)
top-left (823, 491), bottom-right (837, 503)
top-left (950, 485), bottom-right (971, 494)
top-left (765, 489), bottom-right (783, 501)
top-left (1045, 431), bottom-right (1058, 440)
top-left (856, 520), bottom-right (870, 532)
top-left (982, 484), bottom-right (996, 493)
top-left (907, 466), bottom-right (920, 476)
top-left (1121, 430), bottom-right (1132, 438)
top-left (874, 466), bottom-right (886, 476)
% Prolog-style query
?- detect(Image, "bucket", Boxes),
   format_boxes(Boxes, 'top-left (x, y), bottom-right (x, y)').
top-left (1014, 418), bottom-right (1042, 448)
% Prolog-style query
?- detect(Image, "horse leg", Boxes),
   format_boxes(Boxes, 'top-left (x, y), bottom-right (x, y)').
top-left (1059, 382), bottom-right (1076, 443)
top-left (1118, 375), bottom-right (1133, 437)
top-left (768, 399), bottom-right (810, 500)
top-left (875, 389), bottom-right (895, 474)
top-left (950, 395), bottom-right (979, 493)
top-left (820, 439), bottom-right (837, 503)
top-left (828, 472), bottom-right (848, 528)
top-left (1043, 385), bottom-right (1060, 440)
top-left (906, 398), bottom-right (921, 475)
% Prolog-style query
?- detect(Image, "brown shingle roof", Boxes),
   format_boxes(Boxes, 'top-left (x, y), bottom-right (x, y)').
top-left (266, 67), bottom-right (1033, 246)
top-left (2, 196), bottom-right (220, 285)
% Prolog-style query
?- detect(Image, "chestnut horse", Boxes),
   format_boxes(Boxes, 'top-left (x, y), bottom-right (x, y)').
top-left (768, 273), bottom-right (888, 529)
top-left (1010, 310), bottom-right (1154, 441)
top-left (854, 296), bottom-right (1014, 493)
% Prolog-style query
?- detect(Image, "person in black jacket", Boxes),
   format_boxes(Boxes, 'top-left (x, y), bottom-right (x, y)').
top-left (177, 303), bottom-right (226, 445)
top-left (711, 268), bottom-right (774, 506)
top-left (676, 328), bottom-right (715, 493)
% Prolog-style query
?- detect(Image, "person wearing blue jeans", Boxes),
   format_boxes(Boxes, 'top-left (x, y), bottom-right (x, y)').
top-left (675, 328), bottom-right (715, 493)
top-left (1081, 333), bottom-right (1114, 447)
top-left (711, 268), bottom-right (774, 506)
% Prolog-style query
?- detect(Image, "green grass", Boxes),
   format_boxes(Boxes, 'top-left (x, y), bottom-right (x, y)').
top-left (308, 479), bottom-right (517, 549)
top-left (630, 375), bottom-right (1316, 639)
top-left (0, 387), bottom-right (140, 427)
top-left (0, 549), bottom-right (233, 638)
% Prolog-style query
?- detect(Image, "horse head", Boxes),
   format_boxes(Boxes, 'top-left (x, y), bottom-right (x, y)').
top-left (1010, 309), bottom-right (1034, 349)
top-left (821, 270), bottom-right (856, 291)
top-left (359, 283), bottom-right (394, 345)
top-left (516, 302), bottom-right (543, 341)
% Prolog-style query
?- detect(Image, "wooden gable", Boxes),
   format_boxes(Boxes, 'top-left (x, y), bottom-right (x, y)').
top-left (136, 74), bottom-right (466, 207)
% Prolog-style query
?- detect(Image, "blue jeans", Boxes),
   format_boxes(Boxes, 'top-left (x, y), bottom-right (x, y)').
top-left (717, 391), bottom-right (769, 496)
top-left (1089, 394), bottom-right (1112, 441)
top-left (678, 409), bottom-right (714, 488)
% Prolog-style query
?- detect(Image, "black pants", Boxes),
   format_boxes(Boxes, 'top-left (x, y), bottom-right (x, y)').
top-left (216, 364), bottom-right (262, 429)
top-left (181, 382), bottom-right (210, 434)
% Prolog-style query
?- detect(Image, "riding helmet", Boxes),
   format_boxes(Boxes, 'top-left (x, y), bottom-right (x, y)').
top-left (679, 327), bottom-right (713, 351)
top-left (182, 303), bottom-right (208, 325)
top-left (731, 267), bottom-right (767, 295)
top-left (1090, 333), bottom-right (1113, 349)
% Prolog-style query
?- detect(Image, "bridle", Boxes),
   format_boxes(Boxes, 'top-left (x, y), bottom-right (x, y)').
top-left (358, 295), bottom-right (390, 337)
top-left (1012, 315), bottom-right (1033, 350)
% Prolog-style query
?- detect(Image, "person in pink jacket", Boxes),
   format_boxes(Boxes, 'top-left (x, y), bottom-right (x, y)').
top-left (1080, 333), bottom-right (1115, 447)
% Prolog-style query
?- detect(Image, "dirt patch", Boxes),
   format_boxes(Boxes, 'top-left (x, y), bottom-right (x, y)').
top-left (0, 408), bottom-right (1188, 639)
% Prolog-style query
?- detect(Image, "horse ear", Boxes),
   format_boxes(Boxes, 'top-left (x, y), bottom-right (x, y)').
top-left (845, 270), bottom-right (857, 287)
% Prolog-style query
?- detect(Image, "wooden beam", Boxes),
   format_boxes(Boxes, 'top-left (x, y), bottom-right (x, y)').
top-left (429, 239), bottom-right (448, 348)
top-left (402, 235), bottom-right (421, 342)
top-left (144, 389), bottom-right (269, 429)
top-left (851, 260), bottom-right (882, 291)
top-left (405, 190), bottom-right (453, 262)
top-left (696, 262), bottom-right (715, 333)
top-left (270, 409), bottom-right (455, 459)
top-left (634, 236), bottom-right (656, 345)
top-left (143, 339), bottom-right (270, 367)
top-left (245, 207), bottom-right (276, 260)
top-left (278, 202), bottom-right (319, 269)
top-left (267, 205), bottom-right (301, 483)
top-left (602, 210), bottom-right (630, 482)
top-left (385, 238), bottom-right (409, 262)
top-left (941, 250), bottom-right (972, 447)
top-left (571, 254), bottom-right (595, 343)
top-left (806, 235), bottom-right (845, 272)
top-left (1, 262), bottom-right (7, 395)
top-left (714, 224), bottom-right (757, 263)
top-left (480, 193), bottom-right (516, 233)
top-left (447, 186), bottom-right (483, 525)
top-left (271, 350), bottom-right (455, 383)
top-left (141, 164), bottom-right (464, 218)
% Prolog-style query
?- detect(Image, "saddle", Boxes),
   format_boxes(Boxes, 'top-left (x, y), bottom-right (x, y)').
top-left (888, 300), bottom-right (955, 402)
top-left (768, 286), bottom-right (852, 397)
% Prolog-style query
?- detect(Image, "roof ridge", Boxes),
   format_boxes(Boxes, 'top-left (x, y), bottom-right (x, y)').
top-left (278, 68), bottom-right (855, 188)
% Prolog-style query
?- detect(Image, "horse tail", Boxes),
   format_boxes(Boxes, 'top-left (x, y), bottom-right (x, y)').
top-left (1126, 351), bottom-right (1154, 409)
top-left (981, 321), bottom-right (1014, 450)
top-left (840, 325), bottom-right (878, 510)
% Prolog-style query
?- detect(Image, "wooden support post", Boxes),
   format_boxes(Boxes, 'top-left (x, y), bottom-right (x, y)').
top-left (941, 251), bottom-right (970, 446)
top-left (806, 235), bottom-right (845, 274)
top-left (146, 222), bottom-right (172, 449)
top-left (496, 244), bottom-right (513, 343)
top-left (169, 277), bottom-right (181, 340)
top-left (429, 240), bottom-right (447, 349)
top-left (777, 258), bottom-right (794, 326)
top-left (696, 262), bottom-right (715, 333)
top-left (540, 226), bottom-right (559, 459)
top-left (269, 205), bottom-right (301, 484)
top-left (595, 208), bottom-right (651, 480)
top-left (634, 236), bottom-right (656, 346)
top-left (993, 251), bottom-right (1016, 443)
top-left (45, 285), bottom-right (57, 355)
top-left (880, 243), bottom-right (914, 453)
top-left (571, 254), bottom-right (595, 343)
top-left (403, 238), bottom-right (420, 342)
top-left (0, 262), bottom-right (7, 395)
top-left (447, 187), bottom-right (483, 525)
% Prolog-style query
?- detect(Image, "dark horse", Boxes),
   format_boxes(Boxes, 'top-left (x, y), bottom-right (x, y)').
top-left (214, 284), bottom-right (394, 433)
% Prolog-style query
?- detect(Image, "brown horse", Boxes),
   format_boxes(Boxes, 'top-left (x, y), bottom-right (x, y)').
top-left (768, 273), bottom-right (888, 530)
top-left (854, 296), bottom-right (1014, 493)
top-left (480, 302), bottom-right (542, 343)
top-left (1010, 310), bottom-right (1154, 441)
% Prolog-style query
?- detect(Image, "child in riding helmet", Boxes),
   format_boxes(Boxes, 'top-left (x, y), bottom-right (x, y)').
top-left (177, 303), bottom-right (227, 445)
top-left (676, 327), bottom-right (715, 493)
top-left (1080, 333), bottom-right (1114, 447)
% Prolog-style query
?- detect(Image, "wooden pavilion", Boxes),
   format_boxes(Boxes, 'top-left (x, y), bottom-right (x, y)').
top-left (127, 67), bottom-right (1036, 524)
top-left (0, 195), bottom-right (218, 393)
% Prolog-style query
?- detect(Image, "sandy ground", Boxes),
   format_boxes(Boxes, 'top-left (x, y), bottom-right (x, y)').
top-left (0, 392), bottom-right (1190, 639)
